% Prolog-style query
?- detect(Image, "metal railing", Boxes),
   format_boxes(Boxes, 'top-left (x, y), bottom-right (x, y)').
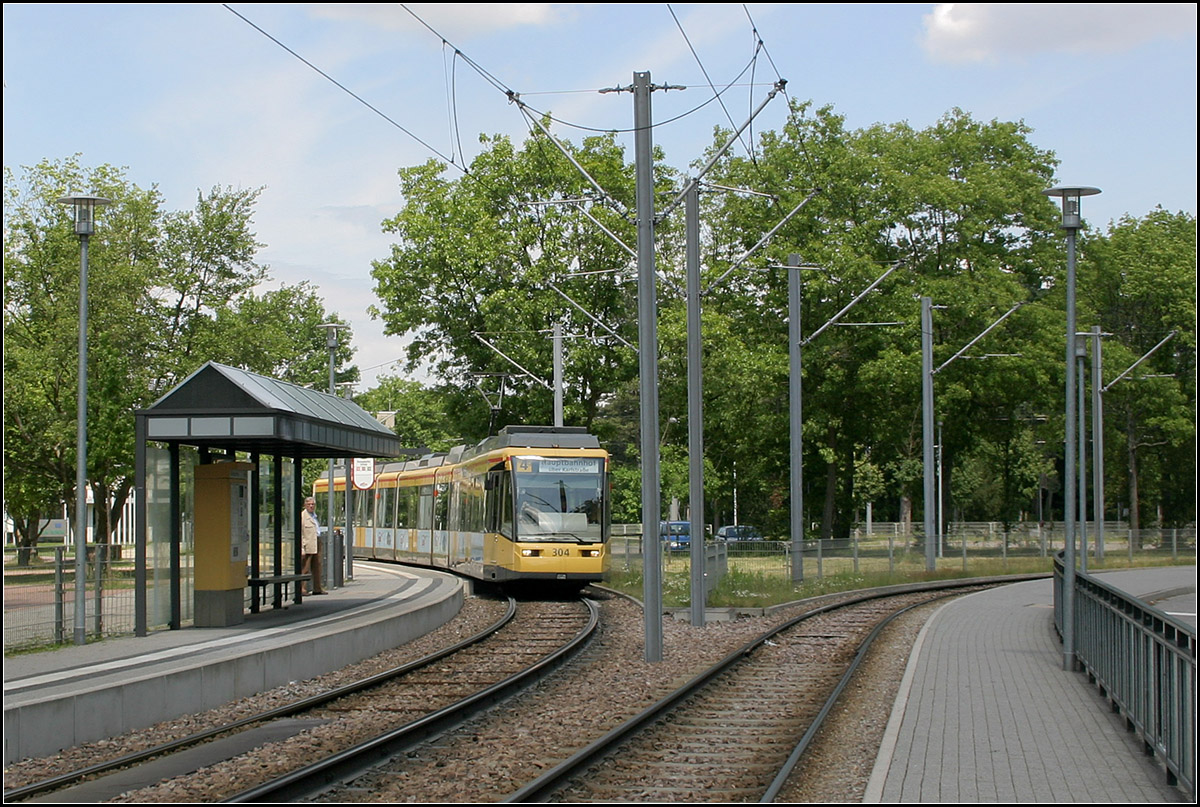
top-left (1054, 555), bottom-right (1196, 799)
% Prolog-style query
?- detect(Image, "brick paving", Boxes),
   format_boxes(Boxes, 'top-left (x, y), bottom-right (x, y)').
top-left (865, 570), bottom-right (1194, 803)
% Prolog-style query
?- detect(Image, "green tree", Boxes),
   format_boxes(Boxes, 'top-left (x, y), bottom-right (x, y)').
top-left (204, 282), bottom-right (356, 389)
top-left (370, 127), bottom-right (673, 439)
top-left (5, 158), bottom-right (163, 557)
top-left (353, 376), bottom-right (460, 452)
top-left (4, 157), bottom-right (355, 558)
top-left (1081, 209), bottom-right (1196, 530)
top-left (365, 103), bottom-right (1194, 543)
top-left (700, 103), bottom-right (1062, 540)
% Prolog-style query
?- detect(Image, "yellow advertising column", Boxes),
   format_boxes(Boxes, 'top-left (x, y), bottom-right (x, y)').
top-left (194, 462), bottom-right (252, 626)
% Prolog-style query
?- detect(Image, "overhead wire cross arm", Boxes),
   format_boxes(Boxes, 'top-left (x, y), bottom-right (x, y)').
top-left (1102, 330), bottom-right (1177, 393)
top-left (471, 332), bottom-right (553, 390)
top-left (661, 79), bottom-right (790, 219)
top-left (703, 188), bottom-right (821, 296)
top-left (512, 99), bottom-right (632, 220)
top-left (932, 302), bottom-right (1026, 375)
top-left (547, 283), bottom-right (636, 351)
top-left (801, 261), bottom-right (903, 347)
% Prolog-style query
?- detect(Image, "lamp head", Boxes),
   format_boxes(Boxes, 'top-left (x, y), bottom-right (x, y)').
top-left (319, 321), bottom-right (346, 349)
top-left (1042, 185), bottom-right (1101, 230)
top-left (57, 194), bottom-right (112, 237)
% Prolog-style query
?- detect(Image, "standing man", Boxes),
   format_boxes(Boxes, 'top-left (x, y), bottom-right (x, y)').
top-left (301, 496), bottom-right (326, 595)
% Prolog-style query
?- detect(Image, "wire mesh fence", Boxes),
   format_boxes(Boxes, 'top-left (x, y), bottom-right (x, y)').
top-left (3, 545), bottom-right (140, 653)
top-left (608, 524), bottom-right (1196, 586)
top-left (6, 525), bottom-right (1192, 652)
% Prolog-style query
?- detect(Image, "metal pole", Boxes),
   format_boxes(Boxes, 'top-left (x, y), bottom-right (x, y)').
top-left (788, 254), bottom-right (804, 583)
top-left (345, 477), bottom-right (354, 581)
top-left (74, 232), bottom-right (90, 645)
top-left (169, 443), bottom-right (181, 629)
top-left (634, 71), bottom-right (662, 662)
top-left (59, 195), bottom-right (112, 644)
top-left (922, 297), bottom-right (936, 572)
top-left (553, 322), bottom-right (564, 427)
top-left (1077, 339), bottom-right (1088, 573)
top-left (1044, 184), bottom-right (1099, 672)
top-left (1091, 326), bottom-right (1105, 561)
top-left (937, 419), bottom-right (944, 559)
top-left (1062, 223), bottom-right (1078, 670)
top-left (327, 328), bottom-right (337, 592)
top-left (134, 415), bottom-right (148, 636)
top-left (686, 181), bottom-right (705, 627)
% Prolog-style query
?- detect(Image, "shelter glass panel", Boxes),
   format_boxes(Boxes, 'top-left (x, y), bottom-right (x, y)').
top-left (146, 444), bottom-right (196, 630)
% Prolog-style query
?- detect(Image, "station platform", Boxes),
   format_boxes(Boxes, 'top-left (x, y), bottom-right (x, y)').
top-left (865, 565), bottom-right (1196, 802)
top-left (3, 563), bottom-right (464, 766)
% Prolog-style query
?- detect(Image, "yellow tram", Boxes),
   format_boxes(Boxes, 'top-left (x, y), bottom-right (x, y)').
top-left (315, 426), bottom-right (610, 585)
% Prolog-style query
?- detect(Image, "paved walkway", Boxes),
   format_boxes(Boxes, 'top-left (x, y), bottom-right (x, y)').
top-left (865, 567), bottom-right (1195, 802)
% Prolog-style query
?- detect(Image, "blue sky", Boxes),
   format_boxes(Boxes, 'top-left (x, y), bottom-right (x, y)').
top-left (4, 4), bottom-right (1196, 388)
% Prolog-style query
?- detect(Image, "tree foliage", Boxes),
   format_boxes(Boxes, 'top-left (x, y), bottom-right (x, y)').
top-left (3, 157), bottom-right (354, 555)
top-left (364, 104), bottom-right (1195, 537)
top-left (370, 128), bottom-right (678, 437)
top-left (1079, 209), bottom-right (1196, 528)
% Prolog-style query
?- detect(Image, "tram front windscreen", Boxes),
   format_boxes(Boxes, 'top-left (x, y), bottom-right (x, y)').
top-left (511, 456), bottom-right (605, 543)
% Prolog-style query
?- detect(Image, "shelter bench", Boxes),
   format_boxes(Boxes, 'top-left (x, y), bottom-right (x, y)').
top-left (248, 574), bottom-right (312, 612)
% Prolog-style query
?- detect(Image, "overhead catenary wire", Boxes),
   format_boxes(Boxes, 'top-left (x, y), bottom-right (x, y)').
top-left (668, 3), bottom-right (757, 161)
top-left (514, 60), bottom-right (768, 137)
top-left (222, 3), bottom-right (463, 172)
top-left (444, 45), bottom-right (466, 166)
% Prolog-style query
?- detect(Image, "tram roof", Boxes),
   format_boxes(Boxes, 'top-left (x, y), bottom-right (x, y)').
top-left (138, 361), bottom-right (401, 459)
top-left (476, 425), bottom-right (599, 452)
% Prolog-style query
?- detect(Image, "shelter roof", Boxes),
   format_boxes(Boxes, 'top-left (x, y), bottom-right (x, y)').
top-left (138, 362), bottom-right (400, 459)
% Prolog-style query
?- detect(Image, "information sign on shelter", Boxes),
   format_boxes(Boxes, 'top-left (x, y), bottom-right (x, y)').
top-left (353, 457), bottom-right (375, 490)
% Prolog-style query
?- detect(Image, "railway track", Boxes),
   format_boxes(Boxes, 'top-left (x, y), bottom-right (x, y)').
top-left (8, 575), bottom-right (1034, 803)
top-left (226, 596), bottom-right (598, 803)
top-left (5, 595), bottom-right (598, 804)
top-left (503, 585), bottom-right (986, 803)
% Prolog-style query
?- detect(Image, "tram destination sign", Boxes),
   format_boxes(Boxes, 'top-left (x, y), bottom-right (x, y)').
top-left (517, 457), bottom-right (601, 474)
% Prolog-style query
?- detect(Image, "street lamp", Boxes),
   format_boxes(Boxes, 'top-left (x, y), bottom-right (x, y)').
top-left (58, 193), bottom-right (112, 645)
top-left (319, 321), bottom-right (347, 592)
top-left (1042, 184), bottom-right (1100, 672)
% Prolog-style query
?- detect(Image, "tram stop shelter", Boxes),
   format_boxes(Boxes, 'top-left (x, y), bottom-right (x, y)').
top-left (133, 361), bottom-right (401, 633)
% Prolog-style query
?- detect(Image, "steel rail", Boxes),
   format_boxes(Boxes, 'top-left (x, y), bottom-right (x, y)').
top-left (503, 578), bottom-right (1027, 803)
top-left (3, 596), bottom-right (517, 803)
top-left (225, 596), bottom-right (600, 803)
top-left (759, 594), bottom-right (959, 802)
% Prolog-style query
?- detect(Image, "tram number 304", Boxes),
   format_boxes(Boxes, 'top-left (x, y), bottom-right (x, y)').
top-left (552, 548), bottom-right (570, 556)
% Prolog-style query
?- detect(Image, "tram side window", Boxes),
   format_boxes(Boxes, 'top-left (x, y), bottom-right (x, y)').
top-left (334, 490), bottom-right (345, 527)
top-left (396, 486), bottom-right (416, 529)
top-left (490, 471), bottom-right (514, 538)
top-left (434, 483), bottom-right (449, 530)
top-left (448, 479), bottom-right (463, 532)
top-left (378, 487), bottom-right (396, 529)
top-left (458, 476), bottom-right (484, 533)
top-left (356, 488), bottom-right (374, 528)
top-left (418, 485), bottom-right (434, 530)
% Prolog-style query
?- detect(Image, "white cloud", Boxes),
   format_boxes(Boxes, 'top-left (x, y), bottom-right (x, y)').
top-left (311, 3), bottom-right (563, 37)
top-left (921, 3), bottom-right (1197, 64)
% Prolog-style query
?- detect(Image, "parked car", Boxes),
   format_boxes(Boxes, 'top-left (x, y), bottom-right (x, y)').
top-left (660, 521), bottom-right (691, 549)
top-left (716, 524), bottom-right (763, 541)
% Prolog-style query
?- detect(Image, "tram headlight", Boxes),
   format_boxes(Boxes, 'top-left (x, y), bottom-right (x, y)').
top-left (520, 549), bottom-right (541, 557)
top-left (582, 550), bottom-right (600, 558)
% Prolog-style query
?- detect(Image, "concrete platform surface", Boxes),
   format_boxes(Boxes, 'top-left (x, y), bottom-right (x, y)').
top-left (3, 563), bottom-right (463, 765)
top-left (866, 565), bottom-right (1195, 802)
